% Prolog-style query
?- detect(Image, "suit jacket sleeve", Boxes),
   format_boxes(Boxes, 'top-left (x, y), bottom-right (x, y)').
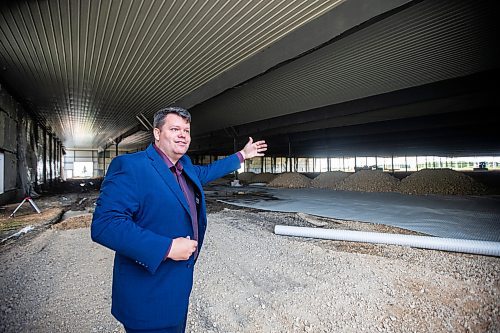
top-left (91, 156), bottom-right (171, 275)
top-left (191, 153), bottom-right (242, 185)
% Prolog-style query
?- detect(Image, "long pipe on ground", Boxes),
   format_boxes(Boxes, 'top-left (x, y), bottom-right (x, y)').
top-left (274, 225), bottom-right (500, 257)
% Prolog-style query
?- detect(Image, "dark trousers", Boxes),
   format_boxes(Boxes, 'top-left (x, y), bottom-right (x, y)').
top-left (125, 322), bottom-right (186, 333)
top-left (124, 312), bottom-right (187, 333)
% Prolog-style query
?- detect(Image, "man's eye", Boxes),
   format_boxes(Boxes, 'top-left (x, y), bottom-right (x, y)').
top-left (171, 128), bottom-right (178, 132)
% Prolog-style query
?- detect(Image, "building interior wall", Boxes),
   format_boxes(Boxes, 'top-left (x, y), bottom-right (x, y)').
top-left (0, 84), bottom-right (63, 205)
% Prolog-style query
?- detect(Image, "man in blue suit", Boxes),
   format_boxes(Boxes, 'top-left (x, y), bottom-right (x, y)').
top-left (91, 107), bottom-right (267, 332)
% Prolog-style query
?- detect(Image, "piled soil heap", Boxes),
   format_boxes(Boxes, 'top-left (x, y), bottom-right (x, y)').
top-left (311, 171), bottom-right (350, 189)
top-left (241, 168), bottom-right (493, 195)
top-left (250, 172), bottom-right (277, 184)
top-left (268, 172), bottom-right (312, 188)
top-left (337, 170), bottom-right (400, 193)
top-left (237, 172), bottom-right (256, 183)
top-left (399, 168), bottom-right (487, 195)
top-left (52, 214), bottom-right (92, 230)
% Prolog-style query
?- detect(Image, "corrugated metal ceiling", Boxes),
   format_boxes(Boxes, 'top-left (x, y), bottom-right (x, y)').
top-left (191, 0), bottom-right (497, 135)
top-left (1, 0), bottom-right (498, 156)
top-left (0, 0), bottom-right (343, 148)
top-left (184, 0), bottom-right (499, 156)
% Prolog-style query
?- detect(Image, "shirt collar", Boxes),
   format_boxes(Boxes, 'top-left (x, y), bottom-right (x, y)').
top-left (153, 143), bottom-right (183, 172)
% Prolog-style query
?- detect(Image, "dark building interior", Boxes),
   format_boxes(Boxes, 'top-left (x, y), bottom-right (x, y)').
top-left (0, 0), bottom-right (499, 199)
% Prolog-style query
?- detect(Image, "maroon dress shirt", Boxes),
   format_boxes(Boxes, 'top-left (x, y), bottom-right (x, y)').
top-left (153, 144), bottom-right (243, 260)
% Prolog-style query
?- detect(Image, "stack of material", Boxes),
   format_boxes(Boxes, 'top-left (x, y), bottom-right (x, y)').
top-left (311, 171), bottom-right (350, 189)
top-left (268, 172), bottom-right (312, 188)
top-left (251, 173), bottom-right (277, 184)
top-left (241, 168), bottom-right (490, 196)
top-left (337, 170), bottom-right (400, 193)
top-left (237, 172), bottom-right (256, 183)
top-left (399, 168), bottom-right (487, 195)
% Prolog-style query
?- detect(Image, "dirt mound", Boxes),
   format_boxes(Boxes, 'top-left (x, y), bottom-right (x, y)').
top-left (0, 208), bottom-right (64, 244)
top-left (311, 171), bottom-right (350, 189)
top-left (399, 169), bottom-right (487, 195)
top-left (337, 170), bottom-right (400, 193)
top-left (237, 172), bottom-right (256, 183)
top-left (52, 214), bottom-right (92, 230)
top-left (250, 173), bottom-right (277, 184)
top-left (268, 172), bottom-right (311, 188)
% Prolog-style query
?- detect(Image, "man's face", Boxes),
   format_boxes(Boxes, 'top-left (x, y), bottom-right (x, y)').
top-left (154, 113), bottom-right (191, 163)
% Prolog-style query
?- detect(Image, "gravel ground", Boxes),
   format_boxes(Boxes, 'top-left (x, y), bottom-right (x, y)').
top-left (0, 201), bottom-right (499, 333)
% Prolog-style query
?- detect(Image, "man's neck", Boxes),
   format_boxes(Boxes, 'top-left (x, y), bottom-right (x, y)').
top-left (153, 143), bottom-right (180, 165)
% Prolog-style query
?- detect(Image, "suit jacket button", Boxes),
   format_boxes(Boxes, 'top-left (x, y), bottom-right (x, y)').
top-left (186, 263), bottom-right (192, 268)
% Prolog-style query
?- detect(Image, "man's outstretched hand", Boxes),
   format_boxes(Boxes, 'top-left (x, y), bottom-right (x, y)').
top-left (240, 137), bottom-right (267, 160)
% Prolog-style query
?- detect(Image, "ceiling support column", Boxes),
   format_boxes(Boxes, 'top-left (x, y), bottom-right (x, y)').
top-left (103, 148), bottom-right (107, 176)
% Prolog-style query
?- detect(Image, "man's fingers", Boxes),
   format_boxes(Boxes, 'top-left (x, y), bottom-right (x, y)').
top-left (254, 141), bottom-right (267, 150)
top-left (188, 239), bottom-right (197, 254)
top-left (168, 237), bottom-right (198, 260)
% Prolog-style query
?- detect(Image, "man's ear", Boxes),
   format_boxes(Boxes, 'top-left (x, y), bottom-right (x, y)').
top-left (153, 128), bottom-right (160, 141)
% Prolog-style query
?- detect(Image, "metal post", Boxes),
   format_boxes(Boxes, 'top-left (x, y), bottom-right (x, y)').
top-left (103, 148), bottom-right (107, 175)
top-left (42, 128), bottom-right (47, 185)
top-left (288, 136), bottom-right (292, 172)
top-left (48, 132), bottom-right (53, 184)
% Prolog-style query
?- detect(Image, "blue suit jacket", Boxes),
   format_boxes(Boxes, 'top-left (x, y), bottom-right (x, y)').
top-left (91, 144), bottom-right (241, 329)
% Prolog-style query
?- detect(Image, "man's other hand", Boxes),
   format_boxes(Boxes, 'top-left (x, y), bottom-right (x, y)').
top-left (167, 237), bottom-right (198, 260)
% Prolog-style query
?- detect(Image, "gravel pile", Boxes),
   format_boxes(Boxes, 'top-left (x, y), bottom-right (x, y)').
top-left (268, 172), bottom-right (312, 188)
top-left (399, 169), bottom-right (487, 195)
top-left (311, 171), bottom-right (350, 189)
top-left (337, 170), bottom-right (400, 193)
top-left (250, 173), bottom-right (277, 184)
top-left (245, 168), bottom-right (493, 196)
top-left (237, 172), bottom-right (256, 183)
top-left (2, 205), bottom-right (498, 333)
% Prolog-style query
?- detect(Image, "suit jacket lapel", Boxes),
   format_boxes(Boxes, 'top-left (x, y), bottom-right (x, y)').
top-left (180, 156), bottom-right (202, 193)
top-left (146, 145), bottom-right (190, 215)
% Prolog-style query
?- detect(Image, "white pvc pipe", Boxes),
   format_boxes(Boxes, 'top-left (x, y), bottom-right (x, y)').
top-left (274, 225), bottom-right (500, 257)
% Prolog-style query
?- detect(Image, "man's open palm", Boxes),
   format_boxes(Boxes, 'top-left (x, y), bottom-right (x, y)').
top-left (241, 137), bottom-right (267, 159)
